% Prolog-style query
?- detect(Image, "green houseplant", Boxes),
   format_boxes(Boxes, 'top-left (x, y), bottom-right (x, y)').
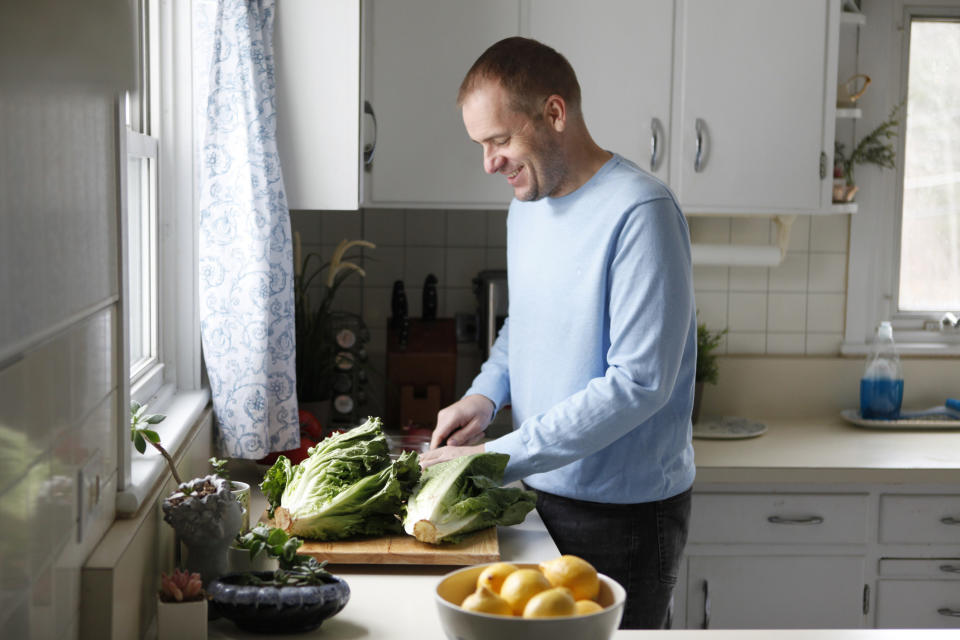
top-left (833, 104), bottom-right (903, 202)
top-left (694, 322), bottom-right (727, 424)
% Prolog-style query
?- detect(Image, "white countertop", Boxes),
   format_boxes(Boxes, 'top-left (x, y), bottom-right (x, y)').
top-left (692, 415), bottom-right (960, 484)
top-left (207, 421), bottom-right (960, 639)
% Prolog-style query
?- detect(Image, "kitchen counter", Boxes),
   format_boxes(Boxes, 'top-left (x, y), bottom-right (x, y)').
top-left (692, 415), bottom-right (960, 484)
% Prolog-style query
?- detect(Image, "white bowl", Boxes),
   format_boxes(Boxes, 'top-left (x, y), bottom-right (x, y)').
top-left (434, 562), bottom-right (625, 640)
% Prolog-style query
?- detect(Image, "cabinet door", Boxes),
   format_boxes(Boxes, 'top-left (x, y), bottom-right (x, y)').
top-left (685, 555), bottom-right (865, 629)
top-left (673, 0), bottom-right (830, 212)
top-left (275, 0), bottom-right (360, 210)
top-left (363, 0), bottom-right (518, 207)
top-left (527, 0), bottom-right (674, 183)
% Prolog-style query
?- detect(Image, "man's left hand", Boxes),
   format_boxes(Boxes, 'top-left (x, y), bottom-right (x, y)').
top-left (419, 443), bottom-right (485, 468)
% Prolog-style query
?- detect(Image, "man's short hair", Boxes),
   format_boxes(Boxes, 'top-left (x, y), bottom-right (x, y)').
top-left (458, 36), bottom-right (582, 118)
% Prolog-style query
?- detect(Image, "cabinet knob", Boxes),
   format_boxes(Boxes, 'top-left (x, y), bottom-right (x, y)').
top-left (363, 100), bottom-right (378, 168)
top-left (940, 516), bottom-right (960, 525)
top-left (938, 608), bottom-right (960, 618)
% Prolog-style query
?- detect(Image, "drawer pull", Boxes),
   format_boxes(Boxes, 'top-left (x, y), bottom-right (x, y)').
top-left (767, 515), bottom-right (824, 525)
top-left (941, 516), bottom-right (960, 525)
top-left (940, 565), bottom-right (960, 574)
top-left (938, 608), bottom-right (960, 618)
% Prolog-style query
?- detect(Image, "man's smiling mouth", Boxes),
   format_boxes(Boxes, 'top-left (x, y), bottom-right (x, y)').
top-left (506, 166), bottom-right (522, 179)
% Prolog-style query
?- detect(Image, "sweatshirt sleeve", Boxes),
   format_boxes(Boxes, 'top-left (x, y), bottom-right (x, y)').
top-left (486, 198), bottom-right (694, 483)
top-left (463, 317), bottom-right (512, 414)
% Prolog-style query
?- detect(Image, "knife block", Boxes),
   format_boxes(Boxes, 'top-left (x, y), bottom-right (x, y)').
top-left (386, 318), bottom-right (457, 431)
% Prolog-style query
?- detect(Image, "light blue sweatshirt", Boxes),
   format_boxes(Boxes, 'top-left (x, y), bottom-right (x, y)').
top-left (467, 154), bottom-right (697, 504)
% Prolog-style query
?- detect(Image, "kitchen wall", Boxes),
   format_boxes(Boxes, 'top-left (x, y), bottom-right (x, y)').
top-left (290, 207), bottom-right (852, 418)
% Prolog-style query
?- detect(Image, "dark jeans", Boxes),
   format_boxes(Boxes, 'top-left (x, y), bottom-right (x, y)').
top-left (530, 486), bottom-right (692, 629)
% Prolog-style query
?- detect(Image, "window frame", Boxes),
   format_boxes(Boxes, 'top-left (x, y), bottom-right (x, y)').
top-left (842, 0), bottom-right (960, 356)
top-left (117, 0), bottom-right (207, 511)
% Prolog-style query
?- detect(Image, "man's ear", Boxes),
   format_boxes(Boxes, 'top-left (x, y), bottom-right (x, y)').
top-left (543, 94), bottom-right (566, 133)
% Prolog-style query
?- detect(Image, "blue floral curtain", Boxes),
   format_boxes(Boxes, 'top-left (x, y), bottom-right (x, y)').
top-left (194, 0), bottom-right (299, 458)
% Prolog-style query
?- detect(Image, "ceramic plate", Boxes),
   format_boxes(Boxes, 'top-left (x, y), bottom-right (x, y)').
top-left (693, 416), bottom-right (767, 440)
top-left (840, 408), bottom-right (960, 430)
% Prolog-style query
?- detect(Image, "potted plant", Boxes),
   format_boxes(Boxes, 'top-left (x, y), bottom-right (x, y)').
top-left (294, 234), bottom-right (377, 421)
top-left (209, 456), bottom-right (250, 533)
top-left (208, 525), bottom-right (350, 633)
top-left (833, 104), bottom-right (903, 203)
top-left (130, 403), bottom-right (243, 586)
top-left (157, 568), bottom-right (207, 640)
top-left (694, 322), bottom-right (727, 424)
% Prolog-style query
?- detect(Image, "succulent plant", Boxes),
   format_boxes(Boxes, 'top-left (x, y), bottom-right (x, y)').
top-left (159, 568), bottom-right (204, 603)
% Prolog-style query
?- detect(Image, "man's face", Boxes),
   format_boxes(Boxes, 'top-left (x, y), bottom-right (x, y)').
top-left (461, 81), bottom-right (565, 201)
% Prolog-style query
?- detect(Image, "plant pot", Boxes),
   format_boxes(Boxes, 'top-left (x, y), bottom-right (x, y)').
top-left (230, 481), bottom-right (250, 533)
top-left (208, 571), bottom-right (350, 634)
top-left (692, 382), bottom-right (704, 425)
top-left (227, 545), bottom-right (279, 574)
top-left (157, 596), bottom-right (208, 640)
top-left (162, 475), bottom-right (243, 587)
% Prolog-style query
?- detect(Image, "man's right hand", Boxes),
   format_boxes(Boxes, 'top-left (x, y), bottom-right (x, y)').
top-left (430, 394), bottom-right (496, 450)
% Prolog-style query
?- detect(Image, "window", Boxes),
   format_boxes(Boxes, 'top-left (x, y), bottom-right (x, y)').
top-left (898, 18), bottom-right (960, 314)
top-left (117, 0), bottom-right (207, 510)
top-left (843, 1), bottom-right (960, 355)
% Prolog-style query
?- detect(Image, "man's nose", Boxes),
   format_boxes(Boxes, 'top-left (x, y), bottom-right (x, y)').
top-left (483, 147), bottom-right (504, 174)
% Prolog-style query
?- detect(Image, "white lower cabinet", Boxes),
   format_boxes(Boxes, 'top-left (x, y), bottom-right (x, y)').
top-left (676, 488), bottom-right (960, 630)
top-left (876, 560), bottom-right (960, 628)
top-left (685, 555), bottom-right (866, 629)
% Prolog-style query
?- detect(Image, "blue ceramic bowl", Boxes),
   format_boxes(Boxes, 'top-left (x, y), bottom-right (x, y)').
top-left (207, 571), bottom-right (350, 633)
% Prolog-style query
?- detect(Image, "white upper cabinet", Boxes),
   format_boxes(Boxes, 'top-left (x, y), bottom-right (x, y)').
top-left (275, 0), bottom-right (360, 210)
top-left (527, 0), bottom-right (675, 184)
top-left (361, 0), bottom-right (518, 208)
top-left (672, 0), bottom-right (836, 213)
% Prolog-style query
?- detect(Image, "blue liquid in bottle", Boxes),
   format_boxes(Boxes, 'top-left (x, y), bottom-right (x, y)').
top-left (860, 378), bottom-right (904, 419)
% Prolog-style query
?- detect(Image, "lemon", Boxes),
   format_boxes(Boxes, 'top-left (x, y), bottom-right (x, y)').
top-left (499, 568), bottom-right (552, 615)
top-left (461, 584), bottom-right (512, 616)
top-left (476, 562), bottom-right (518, 594)
top-left (522, 586), bottom-right (577, 618)
top-left (539, 555), bottom-right (600, 601)
top-left (574, 599), bottom-right (604, 616)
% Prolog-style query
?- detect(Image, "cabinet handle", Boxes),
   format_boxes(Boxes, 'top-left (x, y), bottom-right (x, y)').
top-left (363, 100), bottom-right (377, 168)
top-left (940, 564), bottom-right (960, 574)
top-left (767, 515), bottom-right (824, 525)
top-left (702, 579), bottom-right (711, 629)
top-left (938, 608), bottom-right (960, 617)
top-left (694, 118), bottom-right (708, 172)
top-left (941, 516), bottom-right (960, 525)
top-left (650, 117), bottom-right (664, 172)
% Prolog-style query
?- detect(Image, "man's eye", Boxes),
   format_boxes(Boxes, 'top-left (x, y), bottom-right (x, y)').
top-left (495, 138), bottom-right (509, 146)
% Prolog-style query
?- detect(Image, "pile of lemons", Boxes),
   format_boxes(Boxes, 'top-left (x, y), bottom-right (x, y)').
top-left (460, 555), bottom-right (605, 618)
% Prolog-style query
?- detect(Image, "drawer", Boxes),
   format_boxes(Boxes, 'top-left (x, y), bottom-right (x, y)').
top-left (879, 495), bottom-right (960, 544)
top-left (876, 580), bottom-right (960, 628)
top-left (880, 558), bottom-right (960, 579)
top-left (689, 493), bottom-right (868, 545)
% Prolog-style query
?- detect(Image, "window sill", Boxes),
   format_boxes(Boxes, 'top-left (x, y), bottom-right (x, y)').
top-left (115, 387), bottom-right (211, 517)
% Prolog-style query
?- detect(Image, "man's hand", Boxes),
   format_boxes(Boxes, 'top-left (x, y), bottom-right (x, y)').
top-left (430, 394), bottom-right (495, 449)
top-left (419, 443), bottom-right (485, 468)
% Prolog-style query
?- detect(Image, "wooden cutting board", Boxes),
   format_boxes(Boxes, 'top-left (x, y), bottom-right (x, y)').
top-left (259, 512), bottom-right (499, 565)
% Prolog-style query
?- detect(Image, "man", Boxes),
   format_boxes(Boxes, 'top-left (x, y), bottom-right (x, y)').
top-left (419, 37), bottom-right (697, 629)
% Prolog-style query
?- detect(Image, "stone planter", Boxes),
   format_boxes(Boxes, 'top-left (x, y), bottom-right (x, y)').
top-left (157, 597), bottom-right (207, 640)
top-left (162, 475), bottom-right (242, 587)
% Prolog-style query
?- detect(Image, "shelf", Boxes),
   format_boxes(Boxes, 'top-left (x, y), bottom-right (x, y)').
top-left (841, 11), bottom-right (866, 26)
top-left (830, 202), bottom-right (858, 214)
top-left (836, 107), bottom-right (862, 119)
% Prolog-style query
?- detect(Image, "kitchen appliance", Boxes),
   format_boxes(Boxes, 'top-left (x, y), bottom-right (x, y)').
top-left (473, 269), bottom-right (508, 359)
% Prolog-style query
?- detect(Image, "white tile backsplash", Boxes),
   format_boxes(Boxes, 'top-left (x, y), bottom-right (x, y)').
top-left (808, 252), bottom-right (848, 293)
top-left (767, 293), bottom-right (807, 333)
top-left (728, 292), bottom-right (767, 332)
top-left (291, 210), bottom-right (853, 361)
